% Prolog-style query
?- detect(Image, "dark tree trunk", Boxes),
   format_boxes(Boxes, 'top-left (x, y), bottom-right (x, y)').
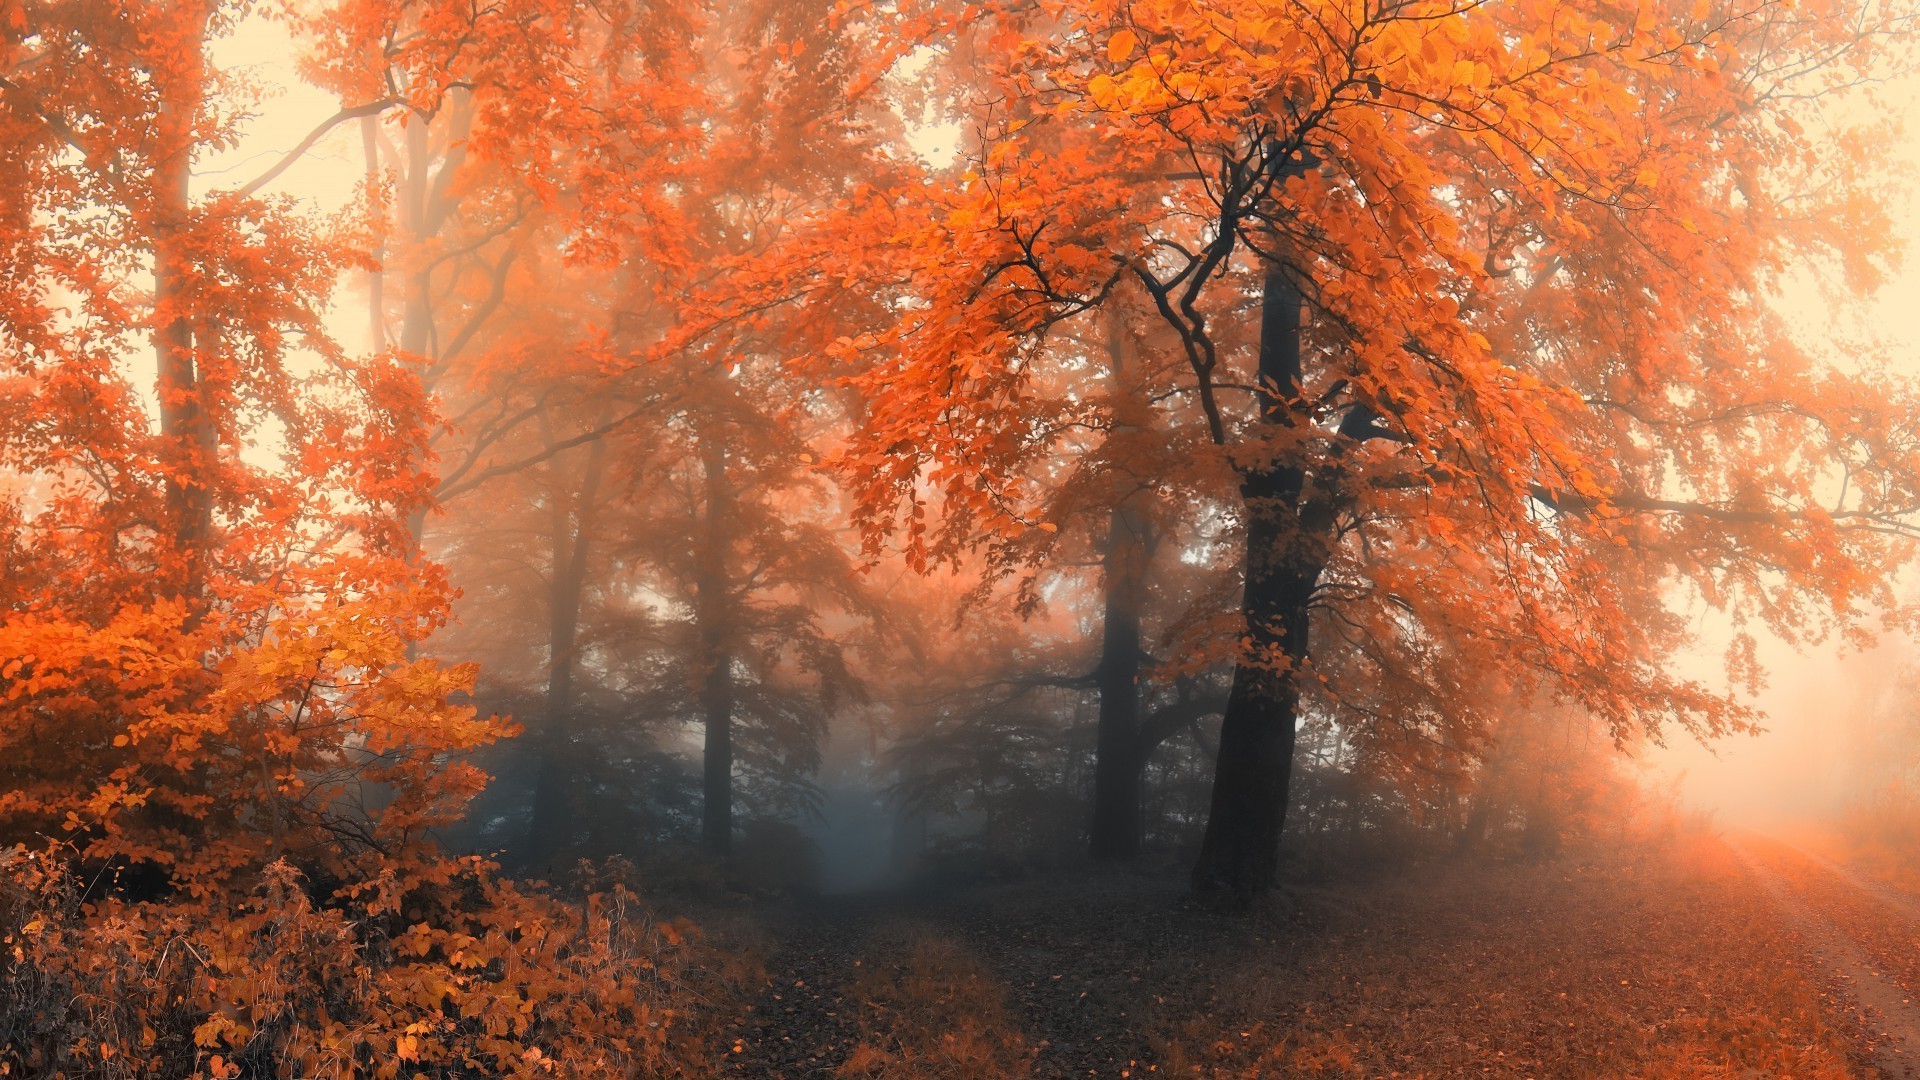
top-left (1191, 261), bottom-right (1331, 903)
top-left (1090, 503), bottom-right (1149, 860)
top-left (700, 648), bottom-right (735, 855)
top-left (890, 754), bottom-right (929, 876)
top-left (696, 438), bottom-right (735, 856)
top-left (1089, 299), bottom-right (1162, 861)
top-left (523, 434), bottom-right (606, 863)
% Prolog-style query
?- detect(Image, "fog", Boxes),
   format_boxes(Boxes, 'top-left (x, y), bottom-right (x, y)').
top-left (22, 0), bottom-right (1920, 1072)
top-left (1654, 624), bottom-right (1915, 828)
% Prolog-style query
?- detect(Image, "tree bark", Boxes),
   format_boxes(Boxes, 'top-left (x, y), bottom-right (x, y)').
top-left (1090, 502), bottom-right (1149, 860)
top-left (1089, 299), bottom-right (1160, 861)
top-left (696, 436), bottom-right (735, 856)
top-left (152, 0), bottom-right (216, 600)
top-left (1191, 261), bottom-right (1329, 903)
top-left (523, 433), bottom-right (606, 863)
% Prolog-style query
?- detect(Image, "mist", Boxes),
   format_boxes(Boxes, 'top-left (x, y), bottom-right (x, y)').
top-left (1652, 626), bottom-right (1911, 829)
top-left (12, 0), bottom-right (1920, 1074)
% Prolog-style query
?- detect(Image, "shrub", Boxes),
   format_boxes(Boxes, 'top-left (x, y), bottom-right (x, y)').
top-left (1, 845), bottom-right (738, 1078)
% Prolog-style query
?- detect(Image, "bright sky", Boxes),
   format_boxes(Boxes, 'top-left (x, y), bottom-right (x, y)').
top-left (205, 20), bottom-right (362, 205)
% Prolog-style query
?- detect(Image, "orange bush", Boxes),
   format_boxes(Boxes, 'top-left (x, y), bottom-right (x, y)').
top-left (0, 847), bottom-right (736, 1077)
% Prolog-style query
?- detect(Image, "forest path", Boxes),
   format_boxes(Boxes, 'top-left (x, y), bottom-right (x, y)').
top-left (700, 842), bottom-right (1890, 1077)
top-left (721, 895), bottom-right (890, 1076)
top-left (1736, 835), bottom-right (1920, 1078)
top-left (713, 872), bottom-right (1211, 1077)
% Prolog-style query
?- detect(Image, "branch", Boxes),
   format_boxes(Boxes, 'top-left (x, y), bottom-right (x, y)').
top-left (1139, 693), bottom-right (1229, 756)
top-left (430, 245), bottom-right (520, 380)
top-left (0, 73), bottom-right (92, 157)
top-left (1530, 485), bottom-right (1920, 539)
top-left (435, 400), bottom-right (661, 503)
top-left (990, 671), bottom-right (1098, 692)
top-left (228, 99), bottom-right (400, 199)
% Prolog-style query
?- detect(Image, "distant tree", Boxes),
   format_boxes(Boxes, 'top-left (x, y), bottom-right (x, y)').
top-left (300, 0), bottom-right (709, 870)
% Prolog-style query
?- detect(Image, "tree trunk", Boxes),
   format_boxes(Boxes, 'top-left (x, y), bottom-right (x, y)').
top-left (151, 0), bottom-right (216, 600)
top-left (700, 649), bottom-right (735, 855)
top-left (361, 115), bottom-right (388, 355)
top-left (1191, 261), bottom-right (1329, 903)
top-left (696, 437), bottom-right (735, 856)
top-left (390, 94), bottom-right (473, 551)
top-left (1090, 503), bottom-right (1149, 860)
top-left (523, 433), bottom-right (606, 863)
top-left (890, 755), bottom-right (929, 877)
top-left (396, 112), bottom-right (435, 361)
top-left (1089, 299), bottom-right (1159, 861)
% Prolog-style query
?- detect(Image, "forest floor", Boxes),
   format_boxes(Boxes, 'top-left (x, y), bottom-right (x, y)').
top-left (680, 830), bottom-right (1920, 1078)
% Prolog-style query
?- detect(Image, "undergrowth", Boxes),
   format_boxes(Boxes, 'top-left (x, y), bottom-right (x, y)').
top-left (0, 847), bottom-right (745, 1078)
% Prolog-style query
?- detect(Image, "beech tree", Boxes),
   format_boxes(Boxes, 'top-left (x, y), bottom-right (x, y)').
top-left (826, 0), bottom-right (1920, 901)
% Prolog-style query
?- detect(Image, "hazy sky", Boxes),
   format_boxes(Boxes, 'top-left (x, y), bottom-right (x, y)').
top-left (1646, 70), bottom-right (1920, 826)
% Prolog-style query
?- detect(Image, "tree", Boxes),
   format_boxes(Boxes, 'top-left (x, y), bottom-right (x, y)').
top-left (825, 0), bottom-right (1920, 902)
top-left (0, 0), bottom-right (503, 887)
top-left (301, 0), bottom-right (714, 866)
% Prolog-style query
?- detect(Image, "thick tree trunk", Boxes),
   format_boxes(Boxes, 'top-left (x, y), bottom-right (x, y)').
top-left (1190, 517), bottom-right (1316, 899)
top-left (696, 438), bottom-right (735, 856)
top-left (1090, 503), bottom-right (1149, 860)
top-left (523, 435), bottom-right (606, 863)
top-left (1191, 261), bottom-right (1329, 903)
top-left (1089, 299), bottom-right (1160, 861)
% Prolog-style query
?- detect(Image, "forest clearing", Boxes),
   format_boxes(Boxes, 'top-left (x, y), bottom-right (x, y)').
top-left (702, 829), bottom-right (1914, 1078)
top-left (14, 0), bottom-right (1920, 1073)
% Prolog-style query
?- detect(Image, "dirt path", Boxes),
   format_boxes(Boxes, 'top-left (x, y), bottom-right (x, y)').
top-left (712, 877), bottom-right (1200, 1078)
top-left (1736, 837), bottom-right (1920, 1078)
top-left (722, 898), bottom-right (887, 1077)
top-left (1791, 844), bottom-right (1920, 927)
top-left (721, 895), bottom-right (910, 1068)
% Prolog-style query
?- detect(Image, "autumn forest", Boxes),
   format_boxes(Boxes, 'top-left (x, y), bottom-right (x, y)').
top-left (12, 0), bottom-right (1920, 1073)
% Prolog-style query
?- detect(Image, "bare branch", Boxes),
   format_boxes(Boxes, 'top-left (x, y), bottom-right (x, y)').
top-left (227, 99), bottom-right (400, 199)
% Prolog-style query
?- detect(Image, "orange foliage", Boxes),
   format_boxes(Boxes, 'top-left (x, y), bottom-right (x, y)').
top-left (0, 562), bottom-right (498, 889)
top-left (1, 847), bottom-right (731, 1077)
top-left (0, 0), bottom-right (511, 886)
top-left (812, 0), bottom-right (1920, 873)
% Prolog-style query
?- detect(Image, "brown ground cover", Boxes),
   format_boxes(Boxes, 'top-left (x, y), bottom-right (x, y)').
top-left (1734, 835), bottom-right (1920, 1077)
top-left (704, 833), bottom-right (1880, 1078)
